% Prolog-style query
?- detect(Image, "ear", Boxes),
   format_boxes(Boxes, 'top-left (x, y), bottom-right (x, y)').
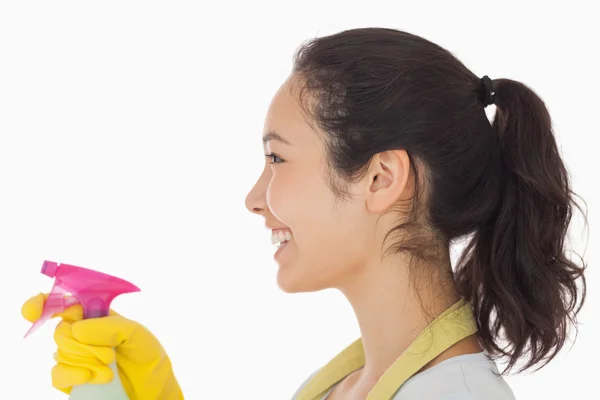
top-left (364, 150), bottom-right (411, 213)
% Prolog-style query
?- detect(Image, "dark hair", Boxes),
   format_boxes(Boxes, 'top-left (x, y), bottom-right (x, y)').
top-left (291, 27), bottom-right (587, 373)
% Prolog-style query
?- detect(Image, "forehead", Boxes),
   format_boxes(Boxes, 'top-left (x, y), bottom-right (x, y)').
top-left (263, 76), bottom-right (318, 145)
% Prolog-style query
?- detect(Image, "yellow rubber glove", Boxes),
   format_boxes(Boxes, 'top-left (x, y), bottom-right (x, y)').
top-left (22, 293), bottom-right (184, 399)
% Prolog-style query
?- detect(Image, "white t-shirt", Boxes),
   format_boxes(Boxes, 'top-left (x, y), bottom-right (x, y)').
top-left (295, 352), bottom-right (516, 400)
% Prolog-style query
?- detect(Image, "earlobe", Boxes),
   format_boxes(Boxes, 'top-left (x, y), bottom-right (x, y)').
top-left (366, 150), bottom-right (411, 213)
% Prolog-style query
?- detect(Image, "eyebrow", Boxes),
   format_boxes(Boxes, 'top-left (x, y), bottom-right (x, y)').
top-left (262, 130), bottom-right (293, 147)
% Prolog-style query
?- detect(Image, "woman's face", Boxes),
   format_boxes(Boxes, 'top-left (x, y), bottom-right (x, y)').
top-left (245, 75), bottom-right (377, 293)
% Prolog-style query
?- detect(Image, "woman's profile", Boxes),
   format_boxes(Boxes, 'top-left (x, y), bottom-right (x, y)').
top-left (22, 27), bottom-right (587, 400)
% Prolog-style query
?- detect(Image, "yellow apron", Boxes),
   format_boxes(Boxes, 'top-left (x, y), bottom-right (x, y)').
top-left (294, 298), bottom-right (478, 400)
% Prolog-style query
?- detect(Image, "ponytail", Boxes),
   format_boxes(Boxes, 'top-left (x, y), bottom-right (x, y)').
top-left (454, 79), bottom-right (587, 373)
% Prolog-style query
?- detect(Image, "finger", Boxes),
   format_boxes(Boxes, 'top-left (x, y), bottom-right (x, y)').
top-left (53, 352), bottom-right (115, 387)
top-left (54, 348), bottom-right (116, 382)
top-left (21, 293), bottom-right (46, 322)
top-left (72, 316), bottom-right (164, 363)
top-left (22, 293), bottom-right (118, 323)
top-left (55, 358), bottom-right (114, 385)
top-left (21, 293), bottom-right (83, 323)
top-left (71, 315), bottom-right (137, 348)
top-left (57, 303), bottom-right (84, 323)
top-left (54, 321), bottom-right (116, 365)
top-left (51, 363), bottom-right (93, 390)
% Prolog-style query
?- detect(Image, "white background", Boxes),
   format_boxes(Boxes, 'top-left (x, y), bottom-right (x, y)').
top-left (1, 1), bottom-right (597, 398)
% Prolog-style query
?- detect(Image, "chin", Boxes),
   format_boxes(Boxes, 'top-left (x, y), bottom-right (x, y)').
top-left (276, 266), bottom-right (331, 294)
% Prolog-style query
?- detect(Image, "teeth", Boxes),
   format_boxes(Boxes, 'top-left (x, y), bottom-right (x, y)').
top-left (271, 229), bottom-right (293, 245)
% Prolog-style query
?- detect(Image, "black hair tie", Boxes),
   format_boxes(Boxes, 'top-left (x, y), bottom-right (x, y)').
top-left (480, 75), bottom-right (495, 106)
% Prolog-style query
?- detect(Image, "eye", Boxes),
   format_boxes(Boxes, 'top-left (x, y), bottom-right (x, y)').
top-left (265, 152), bottom-right (285, 164)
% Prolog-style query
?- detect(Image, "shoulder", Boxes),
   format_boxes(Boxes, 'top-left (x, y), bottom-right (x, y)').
top-left (392, 353), bottom-right (516, 400)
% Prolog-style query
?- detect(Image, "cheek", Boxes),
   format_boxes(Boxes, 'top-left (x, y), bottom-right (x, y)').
top-left (266, 167), bottom-right (369, 284)
top-left (284, 210), bottom-right (369, 292)
top-left (306, 208), bottom-right (367, 264)
top-left (273, 187), bottom-right (371, 291)
top-left (265, 172), bottom-right (297, 225)
top-left (298, 200), bottom-right (367, 267)
top-left (267, 170), bottom-right (330, 231)
top-left (265, 166), bottom-right (324, 225)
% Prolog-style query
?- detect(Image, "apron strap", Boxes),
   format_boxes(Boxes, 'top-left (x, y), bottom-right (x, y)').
top-left (294, 298), bottom-right (478, 400)
top-left (295, 339), bottom-right (365, 400)
top-left (366, 299), bottom-right (478, 399)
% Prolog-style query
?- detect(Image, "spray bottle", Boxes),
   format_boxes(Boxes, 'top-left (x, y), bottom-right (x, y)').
top-left (25, 260), bottom-right (140, 400)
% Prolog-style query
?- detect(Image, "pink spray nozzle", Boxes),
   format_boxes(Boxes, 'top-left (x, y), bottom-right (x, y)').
top-left (24, 260), bottom-right (140, 338)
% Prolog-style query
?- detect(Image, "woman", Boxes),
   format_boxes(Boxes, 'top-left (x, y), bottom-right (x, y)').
top-left (22, 27), bottom-right (587, 399)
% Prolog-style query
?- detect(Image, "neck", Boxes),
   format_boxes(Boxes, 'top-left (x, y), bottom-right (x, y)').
top-left (339, 252), bottom-right (460, 381)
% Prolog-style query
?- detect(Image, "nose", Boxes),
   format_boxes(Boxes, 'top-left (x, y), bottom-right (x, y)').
top-left (245, 167), bottom-right (270, 215)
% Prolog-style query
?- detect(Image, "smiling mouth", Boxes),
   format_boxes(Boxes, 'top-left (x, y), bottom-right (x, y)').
top-left (272, 229), bottom-right (293, 247)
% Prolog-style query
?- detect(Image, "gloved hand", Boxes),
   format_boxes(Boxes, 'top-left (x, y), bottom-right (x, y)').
top-left (22, 293), bottom-right (184, 399)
